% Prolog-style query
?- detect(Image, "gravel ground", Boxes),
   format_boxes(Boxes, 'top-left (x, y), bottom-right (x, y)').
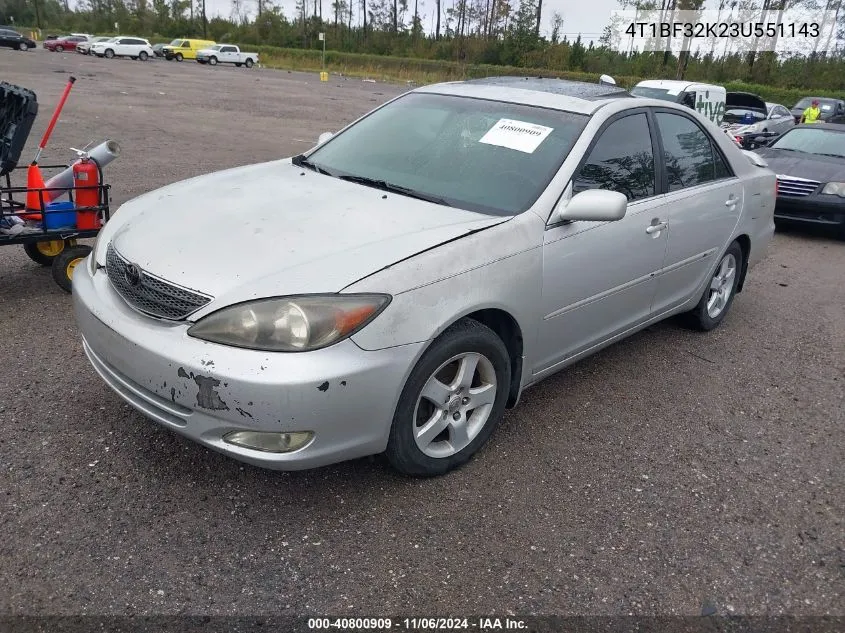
top-left (1, 49), bottom-right (843, 619)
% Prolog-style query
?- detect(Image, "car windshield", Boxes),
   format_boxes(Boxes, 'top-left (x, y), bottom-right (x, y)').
top-left (771, 127), bottom-right (845, 157)
top-left (630, 86), bottom-right (681, 102)
top-left (305, 92), bottom-right (587, 216)
top-left (209, 45), bottom-right (223, 50)
top-left (794, 98), bottom-right (837, 110)
top-left (168, 39), bottom-right (182, 45)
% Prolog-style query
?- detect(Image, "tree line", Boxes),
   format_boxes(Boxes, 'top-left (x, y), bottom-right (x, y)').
top-left (2, 0), bottom-right (844, 90)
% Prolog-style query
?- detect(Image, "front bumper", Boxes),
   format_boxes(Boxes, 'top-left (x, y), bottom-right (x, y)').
top-left (775, 195), bottom-right (845, 227)
top-left (72, 263), bottom-right (426, 470)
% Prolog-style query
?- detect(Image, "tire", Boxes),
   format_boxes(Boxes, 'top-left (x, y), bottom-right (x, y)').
top-left (18, 42), bottom-right (27, 51)
top-left (52, 245), bottom-right (92, 293)
top-left (385, 318), bottom-right (511, 477)
top-left (138, 51), bottom-right (148, 61)
top-left (104, 48), bottom-right (114, 59)
top-left (245, 58), bottom-right (254, 68)
top-left (175, 53), bottom-right (183, 61)
top-left (55, 45), bottom-right (64, 52)
top-left (23, 239), bottom-right (75, 266)
top-left (208, 56), bottom-right (218, 65)
top-left (681, 240), bottom-right (744, 331)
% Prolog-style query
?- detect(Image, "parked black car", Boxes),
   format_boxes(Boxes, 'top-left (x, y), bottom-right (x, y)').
top-left (789, 97), bottom-right (845, 124)
top-left (754, 123), bottom-right (845, 237)
top-left (0, 29), bottom-right (36, 50)
top-left (152, 43), bottom-right (167, 57)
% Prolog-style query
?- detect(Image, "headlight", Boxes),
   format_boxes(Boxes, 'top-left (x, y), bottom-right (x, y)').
top-left (187, 294), bottom-right (391, 352)
top-left (821, 182), bottom-right (845, 197)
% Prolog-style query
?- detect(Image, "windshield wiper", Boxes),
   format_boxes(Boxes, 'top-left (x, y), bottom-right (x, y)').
top-left (812, 152), bottom-right (845, 159)
top-left (337, 175), bottom-right (452, 206)
top-left (291, 154), bottom-right (333, 175)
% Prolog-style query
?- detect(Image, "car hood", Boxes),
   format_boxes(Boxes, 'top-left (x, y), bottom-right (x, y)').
top-left (754, 147), bottom-right (845, 181)
top-left (108, 159), bottom-right (509, 308)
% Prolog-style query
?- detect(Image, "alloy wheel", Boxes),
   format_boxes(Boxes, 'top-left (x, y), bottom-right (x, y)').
top-left (413, 352), bottom-right (498, 459)
top-left (707, 253), bottom-right (737, 319)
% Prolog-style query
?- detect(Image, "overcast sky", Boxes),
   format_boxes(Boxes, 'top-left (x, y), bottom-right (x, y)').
top-left (200, 0), bottom-right (619, 44)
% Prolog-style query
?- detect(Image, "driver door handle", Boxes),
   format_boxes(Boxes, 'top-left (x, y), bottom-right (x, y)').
top-left (646, 221), bottom-right (668, 234)
top-left (725, 195), bottom-right (739, 208)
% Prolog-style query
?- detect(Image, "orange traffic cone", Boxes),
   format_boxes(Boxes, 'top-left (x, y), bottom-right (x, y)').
top-left (24, 162), bottom-right (46, 221)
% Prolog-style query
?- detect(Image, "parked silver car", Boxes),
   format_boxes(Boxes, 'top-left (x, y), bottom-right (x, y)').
top-left (73, 77), bottom-right (776, 476)
top-left (722, 93), bottom-right (795, 140)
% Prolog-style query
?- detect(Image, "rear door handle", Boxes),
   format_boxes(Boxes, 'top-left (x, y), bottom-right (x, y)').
top-left (646, 221), bottom-right (668, 234)
top-left (725, 195), bottom-right (738, 207)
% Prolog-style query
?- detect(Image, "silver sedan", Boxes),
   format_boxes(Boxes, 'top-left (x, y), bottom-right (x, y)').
top-left (73, 77), bottom-right (776, 476)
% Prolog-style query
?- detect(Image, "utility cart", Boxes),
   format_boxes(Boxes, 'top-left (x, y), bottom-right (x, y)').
top-left (0, 80), bottom-right (111, 292)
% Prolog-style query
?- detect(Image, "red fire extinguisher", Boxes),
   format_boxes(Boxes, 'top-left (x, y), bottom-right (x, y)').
top-left (71, 147), bottom-right (101, 230)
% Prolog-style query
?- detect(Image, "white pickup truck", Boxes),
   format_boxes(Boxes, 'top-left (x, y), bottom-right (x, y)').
top-left (195, 44), bottom-right (258, 68)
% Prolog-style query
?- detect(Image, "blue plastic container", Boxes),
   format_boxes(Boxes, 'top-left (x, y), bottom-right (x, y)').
top-left (43, 201), bottom-right (76, 230)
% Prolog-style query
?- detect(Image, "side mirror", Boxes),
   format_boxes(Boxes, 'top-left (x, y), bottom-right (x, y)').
top-left (599, 74), bottom-right (616, 86)
top-left (317, 132), bottom-right (334, 145)
top-left (555, 189), bottom-right (628, 223)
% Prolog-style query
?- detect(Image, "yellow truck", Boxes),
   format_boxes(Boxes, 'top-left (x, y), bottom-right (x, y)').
top-left (162, 38), bottom-right (216, 61)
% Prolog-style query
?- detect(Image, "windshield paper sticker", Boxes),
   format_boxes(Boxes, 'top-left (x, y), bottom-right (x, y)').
top-left (479, 119), bottom-right (554, 153)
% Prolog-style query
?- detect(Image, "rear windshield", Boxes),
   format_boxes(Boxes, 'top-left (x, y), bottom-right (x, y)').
top-left (631, 86), bottom-right (682, 102)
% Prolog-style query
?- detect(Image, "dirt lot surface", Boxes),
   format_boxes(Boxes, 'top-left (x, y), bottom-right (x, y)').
top-left (1, 49), bottom-right (843, 618)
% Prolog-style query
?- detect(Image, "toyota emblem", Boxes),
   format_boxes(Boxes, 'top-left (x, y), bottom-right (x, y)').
top-left (124, 263), bottom-right (142, 287)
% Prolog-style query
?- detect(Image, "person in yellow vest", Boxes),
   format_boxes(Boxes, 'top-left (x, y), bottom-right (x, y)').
top-left (800, 100), bottom-right (822, 124)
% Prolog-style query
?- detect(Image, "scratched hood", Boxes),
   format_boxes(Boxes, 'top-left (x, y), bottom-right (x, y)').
top-left (754, 148), bottom-right (845, 182)
top-left (109, 159), bottom-right (507, 308)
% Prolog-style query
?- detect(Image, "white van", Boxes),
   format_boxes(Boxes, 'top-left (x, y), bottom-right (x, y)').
top-left (631, 80), bottom-right (727, 127)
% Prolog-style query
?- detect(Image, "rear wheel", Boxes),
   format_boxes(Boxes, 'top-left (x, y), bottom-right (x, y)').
top-left (681, 241), bottom-right (744, 331)
top-left (385, 318), bottom-right (511, 477)
top-left (138, 51), bottom-right (148, 61)
top-left (23, 239), bottom-right (76, 266)
top-left (52, 245), bottom-right (92, 293)
top-left (104, 48), bottom-right (114, 58)
top-left (245, 58), bottom-right (254, 68)
top-left (175, 53), bottom-right (183, 61)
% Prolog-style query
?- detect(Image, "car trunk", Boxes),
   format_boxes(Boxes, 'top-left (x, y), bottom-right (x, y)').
top-left (721, 92), bottom-right (768, 128)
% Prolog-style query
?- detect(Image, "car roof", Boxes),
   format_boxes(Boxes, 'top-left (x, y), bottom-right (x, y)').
top-left (415, 76), bottom-right (633, 115)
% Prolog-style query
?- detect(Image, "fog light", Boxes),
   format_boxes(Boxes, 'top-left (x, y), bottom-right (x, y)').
top-left (223, 430), bottom-right (314, 453)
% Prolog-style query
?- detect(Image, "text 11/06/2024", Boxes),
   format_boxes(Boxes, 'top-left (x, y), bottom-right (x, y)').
top-left (307, 617), bottom-right (528, 630)
top-left (608, 8), bottom-right (842, 55)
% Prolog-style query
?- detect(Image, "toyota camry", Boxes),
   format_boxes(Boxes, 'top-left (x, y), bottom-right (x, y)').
top-left (73, 77), bottom-right (776, 477)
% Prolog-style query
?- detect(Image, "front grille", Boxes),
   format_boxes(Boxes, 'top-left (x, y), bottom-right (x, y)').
top-left (105, 243), bottom-right (212, 320)
top-left (777, 175), bottom-right (820, 197)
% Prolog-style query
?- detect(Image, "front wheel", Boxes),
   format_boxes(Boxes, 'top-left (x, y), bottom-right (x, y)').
top-left (139, 51), bottom-right (148, 61)
top-left (52, 245), bottom-right (92, 293)
top-left (175, 53), bottom-right (183, 61)
top-left (245, 58), bottom-right (254, 68)
top-left (18, 42), bottom-right (28, 51)
top-left (208, 56), bottom-right (218, 65)
top-left (104, 48), bottom-right (115, 58)
top-left (385, 318), bottom-right (511, 477)
top-left (682, 241), bottom-right (744, 331)
top-left (55, 45), bottom-right (64, 52)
